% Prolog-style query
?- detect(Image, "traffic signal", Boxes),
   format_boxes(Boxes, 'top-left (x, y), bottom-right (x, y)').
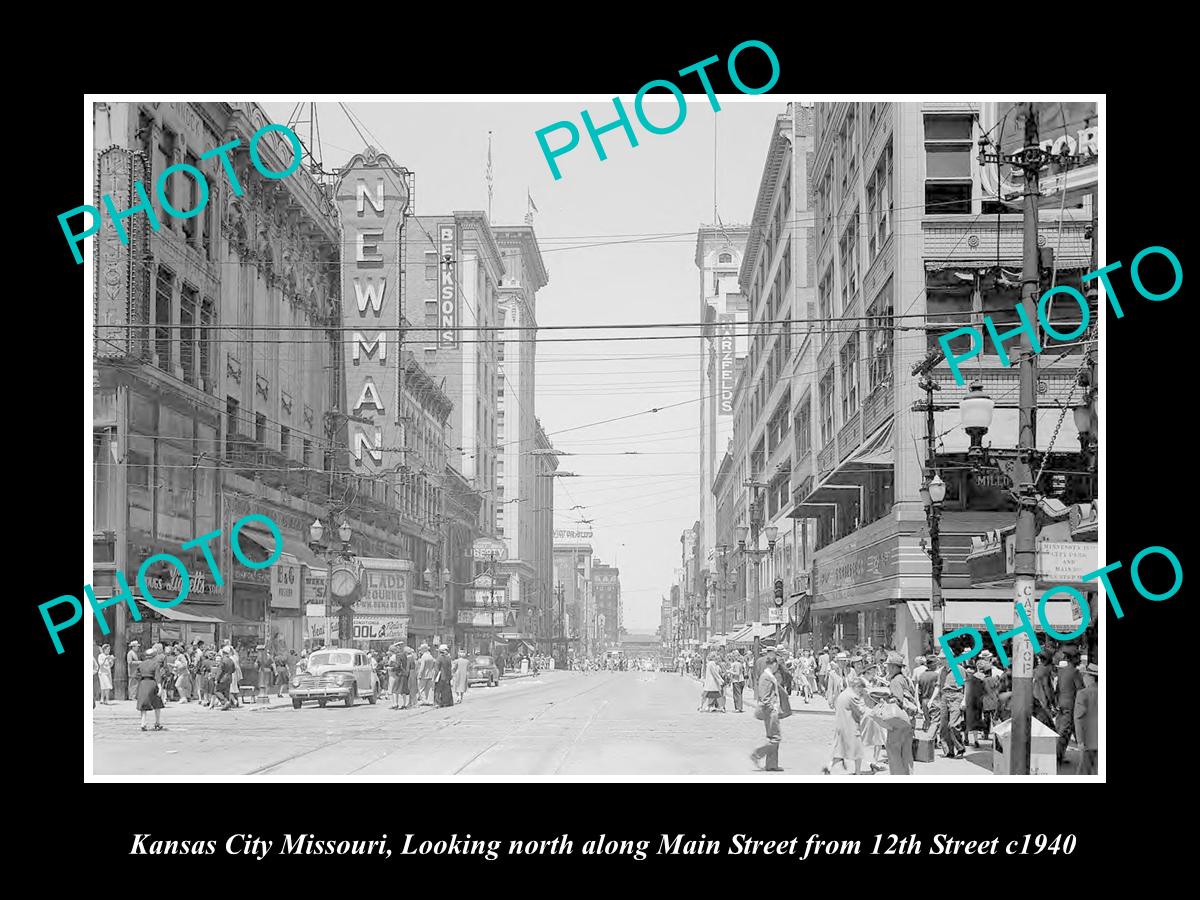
top-left (773, 579), bottom-right (785, 607)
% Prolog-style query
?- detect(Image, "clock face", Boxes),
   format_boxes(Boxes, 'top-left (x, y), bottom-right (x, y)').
top-left (331, 568), bottom-right (358, 597)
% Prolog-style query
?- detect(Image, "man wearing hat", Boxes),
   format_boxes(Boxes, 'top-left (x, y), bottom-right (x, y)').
top-left (1073, 662), bottom-right (1099, 775)
top-left (126, 640), bottom-right (142, 701)
top-left (1032, 650), bottom-right (1056, 729)
top-left (882, 651), bottom-right (916, 774)
top-left (1055, 652), bottom-right (1086, 764)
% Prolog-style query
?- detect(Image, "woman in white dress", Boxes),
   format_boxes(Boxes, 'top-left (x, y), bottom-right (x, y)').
top-left (97, 644), bottom-right (115, 704)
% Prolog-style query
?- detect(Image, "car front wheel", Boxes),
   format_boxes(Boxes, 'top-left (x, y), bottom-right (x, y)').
top-left (345, 687), bottom-right (355, 708)
top-left (292, 698), bottom-right (302, 709)
top-left (366, 692), bottom-right (377, 705)
top-left (318, 699), bottom-right (327, 708)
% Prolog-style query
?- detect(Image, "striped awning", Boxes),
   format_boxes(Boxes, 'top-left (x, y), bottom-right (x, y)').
top-left (907, 600), bottom-right (933, 625)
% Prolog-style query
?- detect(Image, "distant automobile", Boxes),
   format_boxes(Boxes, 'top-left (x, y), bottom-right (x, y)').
top-left (659, 657), bottom-right (677, 672)
top-left (291, 649), bottom-right (379, 708)
top-left (468, 655), bottom-right (500, 687)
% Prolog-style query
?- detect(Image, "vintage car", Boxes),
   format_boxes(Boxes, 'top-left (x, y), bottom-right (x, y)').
top-left (467, 655), bottom-right (500, 687)
top-left (291, 649), bottom-right (379, 708)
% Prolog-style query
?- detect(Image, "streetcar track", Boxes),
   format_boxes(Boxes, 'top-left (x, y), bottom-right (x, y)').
top-left (248, 674), bottom-right (611, 776)
top-left (449, 674), bottom-right (615, 775)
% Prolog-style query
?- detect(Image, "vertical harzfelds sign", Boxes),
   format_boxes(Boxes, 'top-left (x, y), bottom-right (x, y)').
top-left (717, 314), bottom-right (736, 416)
top-left (335, 149), bottom-right (410, 472)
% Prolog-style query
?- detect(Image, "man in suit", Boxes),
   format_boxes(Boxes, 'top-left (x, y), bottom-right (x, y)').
top-left (728, 651), bottom-right (746, 713)
top-left (1055, 653), bottom-right (1086, 763)
top-left (1073, 662), bottom-right (1099, 775)
top-left (750, 653), bottom-right (783, 771)
top-left (1032, 651), bottom-right (1056, 729)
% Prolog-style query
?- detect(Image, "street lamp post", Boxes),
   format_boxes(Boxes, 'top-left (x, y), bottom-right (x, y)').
top-left (920, 474), bottom-right (948, 643)
top-left (736, 523), bottom-right (777, 682)
top-left (309, 518), bottom-right (352, 649)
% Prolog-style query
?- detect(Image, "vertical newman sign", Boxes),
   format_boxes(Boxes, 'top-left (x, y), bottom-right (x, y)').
top-left (335, 148), bottom-right (410, 472)
top-left (717, 314), bottom-right (736, 416)
top-left (438, 223), bottom-right (458, 348)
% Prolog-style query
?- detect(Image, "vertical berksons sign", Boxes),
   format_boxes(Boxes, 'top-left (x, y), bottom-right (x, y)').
top-left (717, 314), bottom-right (736, 416)
top-left (438, 222), bottom-right (458, 348)
top-left (335, 149), bottom-right (410, 471)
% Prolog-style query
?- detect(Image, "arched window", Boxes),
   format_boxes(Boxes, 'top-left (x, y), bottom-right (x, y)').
top-left (718, 252), bottom-right (733, 264)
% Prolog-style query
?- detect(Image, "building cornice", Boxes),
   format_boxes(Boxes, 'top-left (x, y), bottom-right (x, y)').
top-left (495, 225), bottom-right (549, 290)
top-left (738, 113), bottom-right (793, 292)
top-left (454, 210), bottom-right (506, 284)
top-left (695, 224), bottom-right (751, 268)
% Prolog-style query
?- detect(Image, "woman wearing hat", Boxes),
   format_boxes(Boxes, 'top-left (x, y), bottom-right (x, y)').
top-left (97, 644), bottom-right (115, 705)
top-left (435, 646), bottom-right (454, 707)
top-left (823, 675), bottom-right (869, 775)
top-left (881, 651), bottom-right (917, 775)
top-left (825, 652), bottom-right (848, 708)
top-left (452, 649), bottom-right (470, 704)
top-left (134, 643), bottom-right (167, 731)
top-left (173, 645), bottom-right (194, 704)
top-left (405, 646), bottom-right (419, 709)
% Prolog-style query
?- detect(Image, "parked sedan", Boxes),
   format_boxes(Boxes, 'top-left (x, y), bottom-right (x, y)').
top-left (467, 655), bottom-right (500, 687)
top-left (291, 649), bottom-right (379, 708)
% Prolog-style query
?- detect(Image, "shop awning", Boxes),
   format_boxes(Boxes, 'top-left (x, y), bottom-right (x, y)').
top-left (143, 604), bottom-right (225, 624)
top-left (727, 622), bottom-right (778, 644)
top-left (906, 600), bottom-right (933, 626)
top-left (847, 419), bottom-right (894, 466)
top-left (942, 599), bottom-right (1077, 630)
top-left (235, 524), bottom-right (326, 569)
top-left (789, 425), bottom-right (893, 520)
top-left (137, 603), bottom-right (262, 626)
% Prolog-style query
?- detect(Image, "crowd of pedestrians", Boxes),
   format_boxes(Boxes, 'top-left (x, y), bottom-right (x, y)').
top-left (683, 639), bottom-right (1096, 775)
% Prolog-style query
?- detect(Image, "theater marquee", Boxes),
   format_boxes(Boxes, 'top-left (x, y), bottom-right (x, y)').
top-left (335, 148), bottom-right (410, 472)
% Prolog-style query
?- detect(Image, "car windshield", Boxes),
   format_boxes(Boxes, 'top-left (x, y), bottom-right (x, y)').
top-left (473, 656), bottom-right (493, 666)
top-left (310, 652), bottom-right (355, 667)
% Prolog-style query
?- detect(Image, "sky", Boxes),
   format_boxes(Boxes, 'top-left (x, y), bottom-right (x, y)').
top-left (263, 98), bottom-right (784, 631)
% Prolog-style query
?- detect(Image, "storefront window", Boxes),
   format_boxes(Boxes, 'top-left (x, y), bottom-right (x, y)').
top-left (128, 435), bottom-right (154, 534)
top-left (157, 443), bottom-right (194, 543)
top-left (195, 423), bottom-right (217, 535)
top-left (94, 430), bottom-right (114, 532)
top-left (130, 392), bottom-right (157, 436)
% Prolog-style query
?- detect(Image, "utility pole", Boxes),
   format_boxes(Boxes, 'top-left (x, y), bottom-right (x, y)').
top-left (978, 104), bottom-right (1092, 773)
top-left (1010, 104), bottom-right (1043, 777)
top-left (977, 103), bottom-right (1040, 775)
top-left (113, 384), bottom-right (130, 699)
top-left (912, 348), bottom-right (950, 647)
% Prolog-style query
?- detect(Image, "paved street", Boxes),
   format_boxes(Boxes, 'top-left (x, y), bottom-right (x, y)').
top-left (93, 670), bottom-right (1005, 777)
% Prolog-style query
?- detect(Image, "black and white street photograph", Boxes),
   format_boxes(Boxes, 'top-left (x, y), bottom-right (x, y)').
top-left (83, 96), bottom-right (1104, 780)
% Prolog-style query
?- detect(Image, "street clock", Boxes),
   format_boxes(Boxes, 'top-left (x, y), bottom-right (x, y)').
top-left (329, 558), bottom-right (362, 605)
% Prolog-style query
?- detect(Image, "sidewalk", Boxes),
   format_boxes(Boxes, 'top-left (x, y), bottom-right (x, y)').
top-left (683, 672), bottom-right (834, 714)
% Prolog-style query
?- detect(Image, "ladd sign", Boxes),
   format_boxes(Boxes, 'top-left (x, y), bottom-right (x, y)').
top-left (438, 223), bottom-right (458, 348)
top-left (335, 148), bottom-right (410, 471)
